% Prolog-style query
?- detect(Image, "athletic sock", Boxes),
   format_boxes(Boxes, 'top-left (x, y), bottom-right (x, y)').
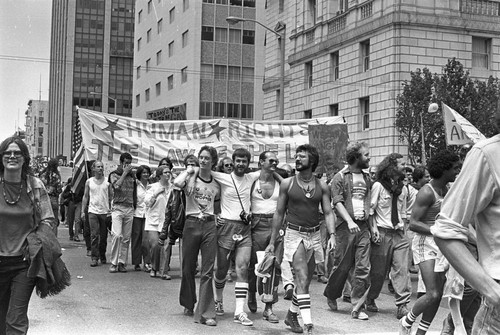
top-left (214, 277), bottom-right (226, 302)
top-left (416, 319), bottom-right (431, 334)
top-left (402, 310), bottom-right (418, 328)
top-left (290, 289), bottom-right (300, 313)
top-left (297, 293), bottom-right (312, 325)
top-left (234, 282), bottom-right (248, 315)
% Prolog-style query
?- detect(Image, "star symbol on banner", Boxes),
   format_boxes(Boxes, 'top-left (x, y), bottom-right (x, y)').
top-left (208, 120), bottom-right (226, 141)
top-left (102, 117), bottom-right (123, 140)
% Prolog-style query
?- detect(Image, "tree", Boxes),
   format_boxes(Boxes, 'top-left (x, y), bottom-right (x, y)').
top-left (395, 58), bottom-right (499, 165)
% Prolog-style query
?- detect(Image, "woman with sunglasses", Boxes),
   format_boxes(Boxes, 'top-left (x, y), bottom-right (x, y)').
top-left (0, 136), bottom-right (58, 334)
top-left (217, 157), bottom-right (234, 174)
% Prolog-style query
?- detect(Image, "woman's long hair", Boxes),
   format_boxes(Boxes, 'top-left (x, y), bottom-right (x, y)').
top-left (376, 153), bottom-right (404, 185)
top-left (45, 158), bottom-right (61, 184)
top-left (0, 136), bottom-right (32, 180)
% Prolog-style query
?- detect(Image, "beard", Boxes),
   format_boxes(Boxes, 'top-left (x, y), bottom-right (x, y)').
top-left (295, 162), bottom-right (310, 171)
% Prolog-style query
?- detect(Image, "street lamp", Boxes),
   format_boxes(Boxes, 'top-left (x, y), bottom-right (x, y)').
top-left (421, 103), bottom-right (439, 165)
top-left (89, 92), bottom-right (117, 115)
top-left (226, 16), bottom-right (286, 120)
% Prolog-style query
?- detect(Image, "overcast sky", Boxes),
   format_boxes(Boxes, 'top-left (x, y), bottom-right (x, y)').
top-left (0, 0), bottom-right (52, 142)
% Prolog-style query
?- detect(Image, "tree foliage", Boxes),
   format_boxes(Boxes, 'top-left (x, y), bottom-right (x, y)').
top-left (395, 58), bottom-right (499, 165)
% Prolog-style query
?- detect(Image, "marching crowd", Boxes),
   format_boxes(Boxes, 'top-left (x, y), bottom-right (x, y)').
top-left (1, 110), bottom-right (499, 335)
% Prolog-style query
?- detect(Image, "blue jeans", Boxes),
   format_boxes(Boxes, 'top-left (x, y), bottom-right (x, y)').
top-left (180, 216), bottom-right (217, 321)
top-left (368, 227), bottom-right (411, 306)
top-left (472, 298), bottom-right (500, 335)
top-left (0, 257), bottom-right (35, 335)
top-left (324, 221), bottom-right (371, 308)
top-left (89, 213), bottom-right (108, 261)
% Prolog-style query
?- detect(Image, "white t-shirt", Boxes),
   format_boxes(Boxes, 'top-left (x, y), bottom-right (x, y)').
top-left (88, 177), bottom-right (110, 215)
top-left (352, 173), bottom-right (367, 219)
top-left (185, 176), bottom-right (220, 216)
top-left (212, 171), bottom-right (260, 221)
top-left (250, 179), bottom-right (279, 214)
top-left (144, 182), bottom-right (171, 232)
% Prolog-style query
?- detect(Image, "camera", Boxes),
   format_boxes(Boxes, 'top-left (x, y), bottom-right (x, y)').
top-left (239, 210), bottom-right (253, 225)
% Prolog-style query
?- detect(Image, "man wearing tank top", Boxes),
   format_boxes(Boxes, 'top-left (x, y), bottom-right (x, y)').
top-left (266, 144), bottom-right (336, 335)
top-left (247, 151), bottom-right (281, 323)
top-left (81, 161), bottom-right (112, 268)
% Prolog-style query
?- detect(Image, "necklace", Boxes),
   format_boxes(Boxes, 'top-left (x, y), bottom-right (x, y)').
top-left (2, 178), bottom-right (23, 205)
top-left (296, 176), bottom-right (315, 199)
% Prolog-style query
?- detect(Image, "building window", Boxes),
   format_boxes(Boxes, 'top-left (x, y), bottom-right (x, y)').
top-left (215, 28), bottom-right (228, 42)
top-left (145, 88), bottom-right (150, 102)
top-left (228, 66), bottom-right (240, 81)
top-left (201, 64), bottom-right (213, 79)
top-left (168, 41), bottom-right (174, 57)
top-left (279, 0), bottom-right (284, 13)
top-left (147, 29), bottom-right (152, 43)
top-left (216, 0), bottom-right (228, 4)
top-left (147, 0), bottom-right (152, 13)
top-left (169, 7), bottom-right (175, 23)
top-left (182, 30), bottom-right (189, 47)
top-left (242, 67), bottom-right (254, 82)
top-left (156, 50), bottom-right (162, 65)
top-left (168, 75), bottom-right (174, 90)
top-left (227, 103), bottom-right (239, 118)
top-left (214, 103), bottom-right (226, 117)
top-left (330, 51), bottom-right (339, 81)
top-left (137, 66), bottom-right (141, 79)
top-left (304, 61), bottom-right (313, 89)
top-left (242, 30), bottom-right (255, 44)
top-left (307, 0), bottom-right (317, 26)
top-left (183, 0), bottom-right (189, 11)
top-left (202, 26), bottom-right (214, 41)
top-left (138, 10), bottom-right (142, 23)
top-left (137, 38), bottom-right (142, 51)
top-left (329, 104), bottom-right (339, 116)
top-left (214, 65), bottom-right (227, 80)
top-left (203, 0), bottom-right (214, 3)
top-left (181, 67), bottom-right (188, 83)
top-left (136, 94), bottom-right (140, 107)
top-left (360, 40), bottom-right (370, 71)
top-left (360, 97), bottom-right (370, 130)
top-left (304, 110), bottom-right (312, 119)
top-left (229, 29), bottom-right (241, 43)
top-left (157, 19), bottom-right (163, 34)
top-left (156, 82), bottom-right (161, 96)
top-left (472, 37), bottom-right (491, 69)
top-left (200, 102), bottom-right (212, 118)
top-left (243, 0), bottom-right (255, 7)
top-left (146, 59), bottom-right (150, 72)
top-left (241, 104), bottom-right (253, 119)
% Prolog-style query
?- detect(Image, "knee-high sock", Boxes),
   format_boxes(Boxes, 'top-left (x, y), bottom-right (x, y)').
top-left (297, 293), bottom-right (312, 325)
top-left (214, 277), bottom-right (226, 302)
top-left (416, 320), bottom-right (431, 334)
top-left (235, 282), bottom-right (248, 315)
top-left (290, 289), bottom-right (300, 313)
top-left (402, 310), bottom-right (417, 328)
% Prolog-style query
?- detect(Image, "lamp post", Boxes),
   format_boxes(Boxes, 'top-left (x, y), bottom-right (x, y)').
top-left (226, 16), bottom-right (286, 120)
top-left (90, 92), bottom-right (117, 115)
top-left (421, 102), bottom-right (439, 165)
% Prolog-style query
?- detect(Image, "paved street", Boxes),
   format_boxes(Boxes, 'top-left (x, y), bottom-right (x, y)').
top-left (28, 226), bottom-right (447, 335)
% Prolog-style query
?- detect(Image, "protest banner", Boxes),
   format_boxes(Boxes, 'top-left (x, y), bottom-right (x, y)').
top-left (442, 103), bottom-right (486, 145)
top-left (77, 108), bottom-right (347, 173)
top-left (308, 123), bottom-right (348, 178)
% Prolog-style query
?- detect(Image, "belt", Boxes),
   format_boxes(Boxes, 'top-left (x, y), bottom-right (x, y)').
top-left (0, 255), bottom-right (26, 264)
top-left (186, 214), bottom-right (215, 222)
top-left (378, 226), bottom-right (403, 233)
top-left (287, 222), bottom-right (320, 233)
top-left (253, 213), bottom-right (274, 218)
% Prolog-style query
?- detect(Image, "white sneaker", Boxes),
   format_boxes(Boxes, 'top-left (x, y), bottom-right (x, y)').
top-left (234, 312), bottom-right (253, 326)
top-left (399, 318), bottom-right (411, 335)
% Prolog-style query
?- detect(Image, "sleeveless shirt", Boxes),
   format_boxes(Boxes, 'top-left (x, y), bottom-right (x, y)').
top-left (88, 177), bottom-right (110, 215)
top-left (421, 183), bottom-right (445, 226)
top-left (251, 179), bottom-right (279, 214)
top-left (285, 176), bottom-right (322, 227)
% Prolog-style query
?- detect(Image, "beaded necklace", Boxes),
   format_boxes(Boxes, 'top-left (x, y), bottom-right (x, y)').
top-left (1, 178), bottom-right (23, 205)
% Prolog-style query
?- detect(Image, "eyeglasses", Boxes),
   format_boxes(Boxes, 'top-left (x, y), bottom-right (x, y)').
top-left (3, 150), bottom-right (22, 158)
top-left (224, 163), bottom-right (233, 168)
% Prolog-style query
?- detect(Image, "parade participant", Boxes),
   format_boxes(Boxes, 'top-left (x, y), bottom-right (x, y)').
top-left (144, 166), bottom-right (172, 278)
top-left (324, 142), bottom-right (372, 320)
top-left (266, 144), bottom-right (336, 335)
top-left (217, 157), bottom-right (234, 174)
top-left (173, 146), bottom-right (220, 326)
top-left (368, 166), bottom-right (377, 183)
top-left (366, 153), bottom-right (411, 320)
top-left (399, 151), bottom-right (460, 334)
top-left (131, 165), bottom-right (151, 271)
top-left (247, 151), bottom-right (281, 323)
top-left (108, 152), bottom-right (136, 273)
top-left (39, 158), bottom-right (62, 236)
top-left (81, 161), bottom-right (112, 267)
top-left (432, 111), bottom-right (500, 335)
top-left (0, 137), bottom-right (62, 334)
top-left (149, 158), bottom-right (173, 183)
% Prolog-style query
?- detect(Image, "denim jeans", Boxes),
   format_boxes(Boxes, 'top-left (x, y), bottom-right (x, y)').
top-left (368, 227), bottom-right (412, 306)
top-left (110, 204), bottom-right (134, 265)
top-left (67, 201), bottom-right (82, 239)
top-left (179, 216), bottom-right (217, 321)
top-left (0, 258), bottom-right (35, 335)
top-left (324, 221), bottom-right (371, 308)
top-left (131, 217), bottom-right (150, 266)
top-left (472, 297), bottom-right (500, 335)
top-left (89, 213), bottom-right (108, 261)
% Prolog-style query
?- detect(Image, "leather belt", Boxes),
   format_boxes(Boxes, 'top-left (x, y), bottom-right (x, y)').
top-left (287, 222), bottom-right (321, 233)
top-left (253, 213), bottom-right (274, 218)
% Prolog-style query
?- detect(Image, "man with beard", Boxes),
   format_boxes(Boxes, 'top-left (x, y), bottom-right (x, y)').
top-left (366, 153), bottom-right (411, 319)
top-left (324, 142), bottom-right (372, 320)
top-left (266, 144), bottom-right (336, 335)
top-left (247, 151), bottom-right (281, 323)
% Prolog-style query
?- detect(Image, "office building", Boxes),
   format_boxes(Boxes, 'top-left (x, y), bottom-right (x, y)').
top-left (25, 100), bottom-right (49, 158)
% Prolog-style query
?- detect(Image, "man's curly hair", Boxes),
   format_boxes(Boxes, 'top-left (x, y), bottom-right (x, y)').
top-left (345, 142), bottom-right (368, 165)
top-left (376, 153), bottom-right (404, 183)
top-left (427, 150), bottom-right (460, 179)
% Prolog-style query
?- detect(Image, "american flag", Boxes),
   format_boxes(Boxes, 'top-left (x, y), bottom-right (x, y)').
top-left (72, 114), bottom-right (82, 156)
top-left (71, 113), bottom-right (87, 194)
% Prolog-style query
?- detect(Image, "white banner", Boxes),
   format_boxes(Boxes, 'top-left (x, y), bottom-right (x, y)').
top-left (442, 103), bottom-right (486, 145)
top-left (77, 108), bottom-right (347, 172)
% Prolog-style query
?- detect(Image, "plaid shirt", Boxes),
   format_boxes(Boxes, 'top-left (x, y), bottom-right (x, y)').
top-left (27, 175), bottom-right (56, 228)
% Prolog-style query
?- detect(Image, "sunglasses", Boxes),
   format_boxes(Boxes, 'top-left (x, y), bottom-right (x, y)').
top-left (3, 150), bottom-right (23, 158)
top-left (224, 163), bottom-right (234, 168)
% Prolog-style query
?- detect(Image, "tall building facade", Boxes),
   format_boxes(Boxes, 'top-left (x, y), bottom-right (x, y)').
top-left (25, 100), bottom-right (49, 158)
top-left (132, 0), bottom-right (265, 121)
top-left (48, 0), bottom-right (135, 159)
top-left (263, 0), bottom-right (500, 163)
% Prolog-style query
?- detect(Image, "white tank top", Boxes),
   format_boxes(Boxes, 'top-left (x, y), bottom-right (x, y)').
top-left (250, 179), bottom-right (279, 214)
top-left (88, 177), bottom-right (110, 215)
